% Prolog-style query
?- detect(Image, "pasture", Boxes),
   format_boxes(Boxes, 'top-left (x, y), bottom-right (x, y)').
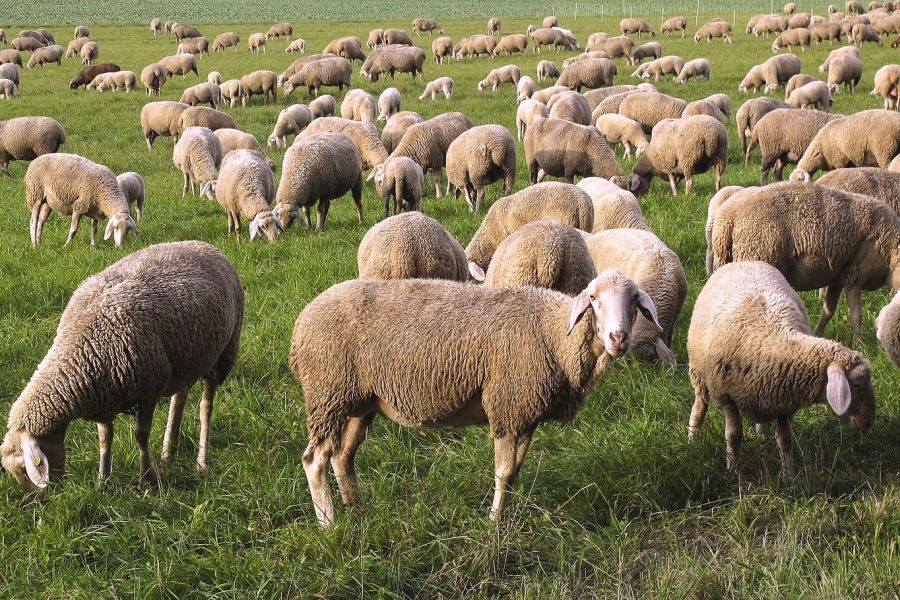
top-left (0, 7), bottom-right (899, 598)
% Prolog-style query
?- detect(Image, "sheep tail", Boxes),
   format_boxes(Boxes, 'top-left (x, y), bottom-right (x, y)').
top-left (711, 216), bottom-right (734, 272)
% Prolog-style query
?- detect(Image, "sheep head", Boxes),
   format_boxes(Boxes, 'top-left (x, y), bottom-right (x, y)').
top-left (825, 360), bottom-right (875, 431)
top-left (2, 428), bottom-right (65, 492)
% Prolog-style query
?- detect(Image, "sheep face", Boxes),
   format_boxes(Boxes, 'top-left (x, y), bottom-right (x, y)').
top-left (1, 429), bottom-right (65, 492)
top-left (249, 211), bottom-right (283, 242)
top-left (826, 361), bottom-right (875, 431)
top-left (272, 202), bottom-right (302, 230)
top-left (103, 214), bottom-right (138, 247)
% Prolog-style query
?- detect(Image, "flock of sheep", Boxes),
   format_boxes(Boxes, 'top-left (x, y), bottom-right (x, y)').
top-left (0, 3), bottom-right (899, 529)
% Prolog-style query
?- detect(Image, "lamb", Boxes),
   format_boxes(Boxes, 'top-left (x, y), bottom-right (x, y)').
top-left (175, 106), bottom-right (237, 136)
top-left (248, 33), bottom-right (268, 54)
top-left (632, 41), bottom-right (662, 63)
top-left (179, 82), bottom-right (221, 108)
top-left (389, 112), bottom-right (475, 197)
top-left (529, 28), bottom-right (575, 53)
top-left (240, 70), bottom-right (278, 104)
top-left (207, 71), bottom-right (223, 86)
top-left (284, 57), bottom-right (352, 96)
top-left (628, 115), bottom-right (728, 196)
top-left (818, 45), bottom-right (859, 73)
top-left (27, 44), bottom-right (63, 68)
top-left (850, 22), bottom-right (882, 44)
top-left (158, 54), bottom-right (198, 78)
top-left (367, 29), bottom-right (383, 49)
top-left (870, 64), bottom-right (900, 110)
top-left (70, 63), bottom-right (120, 89)
top-left (826, 53), bottom-right (863, 94)
top-left (543, 16), bottom-right (559, 28)
top-left (140, 101), bottom-right (189, 149)
top-left (25, 153), bottom-right (137, 247)
top-left (583, 228), bottom-right (686, 365)
top-left (286, 39), bottom-right (306, 53)
top-left (358, 212), bottom-right (466, 281)
top-left (791, 109), bottom-right (900, 179)
top-left (710, 182), bottom-right (900, 342)
top-left (524, 118), bottom-right (622, 184)
top-left (617, 91), bottom-right (687, 133)
top-left (488, 17), bottom-right (501, 36)
top-left (291, 268), bottom-right (661, 526)
top-left (811, 21), bottom-right (843, 44)
top-left (178, 37), bottom-right (209, 57)
top-left (620, 18), bottom-right (656, 37)
top-left (0, 49), bottom-right (23, 67)
top-left (0, 79), bottom-right (17, 99)
top-left (465, 182), bottom-right (594, 273)
top-left (736, 96), bottom-right (792, 155)
top-left (495, 33), bottom-right (528, 55)
top-left (517, 75), bottom-right (536, 102)
top-left (273, 132), bottom-right (363, 231)
top-left (0, 116), bottom-right (66, 177)
top-left (220, 79), bottom-right (249, 108)
top-left (536, 60), bottom-right (560, 81)
top-left (201, 149), bottom-right (280, 242)
top-left (383, 29), bottom-right (414, 46)
top-left (95, 70), bottom-right (137, 93)
top-left (783, 73), bottom-right (817, 99)
top-left (266, 22), bottom-right (293, 39)
top-left (675, 58), bottom-right (711, 83)
top-left (772, 27), bottom-right (812, 52)
top-left (300, 117), bottom-right (388, 169)
top-left (787, 80), bottom-right (831, 110)
top-left (876, 292), bottom-right (900, 367)
top-left (694, 20), bottom-right (733, 43)
top-left (661, 16), bottom-right (687, 37)
top-left (747, 109), bottom-right (842, 183)
top-left (785, 2), bottom-right (797, 13)
top-left (340, 89), bottom-right (376, 122)
top-left (739, 54), bottom-right (801, 93)
top-left (817, 167), bottom-right (900, 215)
top-left (418, 76), bottom-right (453, 100)
top-left (366, 156), bottom-right (424, 217)
top-left (322, 37), bottom-right (367, 62)
top-left (360, 46), bottom-right (424, 82)
top-left (431, 36), bottom-right (453, 63)
top-left (576, 177), bottom-right (649, 232)
top-left (445, 124), bottom-right (516, 212)
top-left (114, 171), bottom-right (145, 222)
top-left (65, 38), bottom-right (89, 58)
top-left (547, 91), bottom-right (592, 125)
top-left (381, 111), bottom-right (424, 153)
top-left (687, 261), bottom-right (874, 476)
top-left (595, 114), bottom-right (649, 159)
top-left (212, 32), bottom-right (240, 51)
top-left (556, 58), bottom-right (616, 91)
top-left (172, 126), bottom-right (222, 197)
top-left (0, 63), bottom-right (17, 87)
top-left (268, 104), bottom-right (313, 148)
top-left (2, 241), bottom-right (242, 491)
top-left (641, 56), bottom-right (685, 81)
top-left (478, 64), bottom-right (521, 91)
top-left (515, 99), bottom-right (549, 140)
top-left (85, 72), bottom-right (113, 92)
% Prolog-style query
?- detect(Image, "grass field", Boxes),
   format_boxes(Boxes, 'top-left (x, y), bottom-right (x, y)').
top-left (0, 11), bottom-right (899, 599)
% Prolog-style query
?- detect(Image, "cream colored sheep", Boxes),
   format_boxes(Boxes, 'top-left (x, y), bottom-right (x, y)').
top-left (268, 104), bottom-right (313, 148)
top-left (309, 94), bottom-right (336, 118)
top-left (159, 53), bottom-right (198, 78)
top-left (175, 106), bottom-right (237, 136)
top-left (517, 75), bottom-right (536, 102)
top-left (576, 177), bottom-right (649, 232)
top-left (536, 60), bottom-right (559, 81)
top-left (220, 79), bottom-right (249, 108)
top-left (419, 76), bottom-right (453, 100)
top-left (201, 149), bottom-right (280, 242)
top-left (694, 20), bottom-right (733, 43)
top-left (381, 111), bottom-right (424, 153)
top-left (556, 57), bottom-right (616, 90)
top-left (140, 101), bottom-right (189, 149)
top-left (478, 65), bottom-right (521, 91)
top-left (27, 44), bottom-right (63, 68)
top-left (617, 91), bottom-right (687, 133)
top-left (0, 79), bottom-right (17, 99)
top-left (547, 91), bottom-right (592, 125)
top-left (595, 114), bottom-right (649, 159)
top-left (746, 109), bottom-right (842, 183)
top-left (212, 32), bottom-right (240, 51)
top-left (524, 118), bottom-right (622, 184)
top-left (0, 116), bottom-right (66, 176)
top-left (172, 126), bottom-right (222, 197)
top-left (876, 292), bottom-right (900, 367)
top-left (515, 99), bottom-right (549, 140)
top-left (771, 27), bottom-right (812, 52)
top-left (179, 81), bottom-right (221, 108)
top-left (140, 63), bottom-right (167, 95)
top-left (207, 71), bottom-right (223, 85)
top-left (285, 57), bottom-right (352, 96)
top-left (241, 70), bottom-right (278, 104)
top-left (116, 172), bottom-right (145, 221)
top-left (736, 96), bottom-right (792, 155)
top-left (445, 124), bottom-right (516, 211)
top-left (376, 88), bottom-right (401, 122)
top-left (826, 53), bottom-right (863, 93)
top-left (357, 212), bottom-right (466, 280)
top-left (787, 80), bottom-right (831, 110)
top-left (340, 89), bottom-right (376, 122)
top-left (248, 33), bottom-right (268, 54)
top-left (389, 112), bottom-right (474, 197)
top-left (366, 156), bottom-right (424, 217)
top-left (661, 16), bottom-right (687, 37)
top-left (286, 39), bottom-right (306, 53)
top-left (300, 117), bottom-right (388, 169)
top-left (79, 41), bottom-right (99, 65)
top-left (870, 64), bottom-right (900, 110)
top-left (674, 58), bottom-right (710, 83)
top-left (495, 33), bottom-right (528, 55)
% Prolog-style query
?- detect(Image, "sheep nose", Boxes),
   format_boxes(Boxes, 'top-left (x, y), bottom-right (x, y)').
top-left (609, 330), bottom-right (628, 348)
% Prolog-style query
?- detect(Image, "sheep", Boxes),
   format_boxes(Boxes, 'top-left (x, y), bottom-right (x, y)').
top-left (266, 22), bottom-right (293, 39)
top-left (366, 156), bottom-right (424, 218)
top-left (772, 27), bottom-right (812, 52)
top-left (477, 65), bottom-right (520, 92)
top-left (277, 53), bottom-right (337, 87)
top-left (543, 15), bottom-right (559, 28)
top-left (557, 58), bottom-right (616, 91)
top-left (617, 91), bottom-right (688, 133)
top-left (710, 182), bottom-right (900, 342)
top-left (207, 71), bottom-right (223, 85)
top-left (641, 56), bottom-right (686, 82)
top-left (445, 125), bottom-right (516, 212)
top-left (214, 80), bottom-right (244, 108)
top-left (150, 18), bottom-right (161, 35)
top-left (431, 36), bottom-right (453, 63)
top-left (291, 267), bottom-right (660, 527)
top-left (876, 292), bottom-right (900, 367)
top-left (465, 182), bottom-right (593, 273)
top-left (2, 241), bottom-right (242, 491)
top-left (661, 16), bottom-right (687, 37)
top-left (357, 212), bottom-right (466, 280)
top-left (531, 85), bottom-right (572, 105)
top-left (164, 21), bottom-right (175, 35)
top-left (65, 38), bottom-right (90, 58)
top-left (175, 106), bottom-right (237, 136)
top-left (322, 36), bottom-right (367, 62)
top-left (0, 78), bottom-right (17, 99)
top-left (817, 167), bottom-right (900, 215)
top-left (412, 18), bottom-right (444, 36)
top-left (367, 29), bottom-right (384, 49)
top-left (300, 117), bottom-right (388, 169)
top-left (213, 129), bottom-right (266, 163)
top-left (268, 104), bottom-right (314, 148)
top-left (173, 25), bottom-right (202, 43)
top-left (576, 177), bottom-right (649, 232)
top-left (787, 80), bottom-right (831, 111)
top-left (0, 29), bottom-right (5, 45)
top-left (528, 28), bottom-right (576, 53)
top-left (0, 63), bottom-right (17, 88)
top-left (515, 99), bottom-right (549, 140)
top-left (847, 0), bottom-right (865, 11)
top-left (547, 91), bottom-right (592, 125)
top-left (694, 20), bottom-right (733, 43)
top-left (27, 44), bottom-right (63, 68)
top-left (140, 101), bottom-right (189, 149)
top-left (620, 18), bottom-right (656, 37)
top-left (488, 17), bottom-right (501, 36)
top-left (418, 76), bottom-right (453, 101)
top-left (741, 54), bottom-right (801, 93)
top-left (818, 45), bottom-right (859, 73)
top-left (360, 46), bottom-right (425, 82)
top-left (286, 39), bottom-right (306, 53)
top-left (826, 54), bottom-right (863, 94)
top-left (0, 49), bottom-right (23, 67)
top-left (495, 33), bottom-right (528, 55)
top-left (585, 84), bottom-right (652, 110)
top-left (381, 111), bottom-right (424, 153)
top-left (247, 33), bottom-right (268, 54)
top-left (736, 97), bottom-right (792, 155)
top-left (747, 109), bottom-right (843, 183)
top-left (594, 35), bottom-right (634, 58)
top-left (85, 72), bottom-right (113, 92)
top-left (536, 60), bottom-right (560, 82)
top-left (703, 186), bottom-right (746, 274)
top-left (158, 54), bottom-right (198, 79)
top-left (870, 64), bottom-right (900, 110)
top-left (517, 75), bottom-right (536, 102)
top-left (783, 74), bottom-right (817, 100)
top-left (687, 261), bottom-right (875, 476)
top-left (96, 70), bottom-right (137, 93)
top-left (389, 112), bottom-right (474, 197)
top-left (0, 116), bottom-right (64, 178)
top-left (25, 153), bottom-right (137, 247)
top-left (112, 172), bottom-right (145, 223)
top-left (788, 13), bottom-right (811, 29)
top-left (172, 126), bottom-right (222, 197)
top-left (286, 56), bottom-right (353, 96)
top-left (583, 229), bottom-right (685, 365)
top-left (273, 132), bottom-right (363, 231)
top-left (791, 109), bottom-right (900, 179)
top-left (79, 41), bottom-right (99, 66)
top-left (628, 115), bottom-right (728, 196)
top-left (74, 25), bottom-right (91, 39)
top-left (179, 82), bottom-right (221, 109)
top-left (11, 37), bottom-right (44, 52)
top-left (241, 70), bottom-right (278, 104)
top-left (524, 118), bottom-right (622, 185)
top-left (383, 29), bottom-right (414, 46)
top-left (178, 37), bottom-right (209, 58)
top-left (340, 89), bottom-right (376, 122)
top-left (850, 22), bottom-right (882, 44)
top-left (632, 41), bottom-right (662, 63)
top-left (200, 149), bottom-right (280, 242)
top-left (811, 21), bottom-right (843, 44)
top-left (785, 2), bottom-right (797, 13)
top-left (563, 51), bottom-right (612, 68)
top-left (595, 114), bottom-right (649, 160)
top-left (212, 32), bottom-right (240, 51)
top-left (674, 58), bottom-right (711, 83)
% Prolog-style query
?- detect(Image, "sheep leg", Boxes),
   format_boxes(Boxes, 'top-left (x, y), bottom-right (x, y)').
top-left (773, 160), bottom-right (785, 182)
top-left (668, 173), bottom-right (679, 196)
top-left (315, 199), bottom-right (331, 231)
top-left (813, 285), bottom-right (842, 336)
top-left (503, 170), bottom-right (514, 195)
top-left (182, 172), bottom-right (189, 197)
top-left (475, 188), bottom-right (485, 212)
top-left (352, 179), bottom-right (364, 225)
top-left (720, 400), bottom-right (743, 472)
top-left (97, 421), bottom-right (113, 481)
top-left (90, 218), bottom-right (98, 247)
top-left (330, 414), bottom-right (374, 507)
top-left (302, 206), bottom-right (312, 229)
top-left (1, 160), bottom-right (10, 177)
top-left (775, 416), bottom-right (795, 477)
top-left (846, 287), bottom-right (863, 346)
top-left (489, 432), bottom-right (530, 521)
top-left (431, 169), bottom-right (442, 197)
top-left (35, 204), bottom-right (52, 246)
top-left (29, 202), bottom-right (42, 246)
top-left (303, 442), bottom-right (336, 527)
top-left (714, 163), bottom-right (723, 191)
top-left (536, 168), bottom-right (547, 183)
top-left (688, 369), bottom-right (709, 440)
top-left (134, 399), bottom-right (158, 486)
top-left (161, 388), bottom-right (189, 461)
top-left (196, 379), bottom-right (216, 470)
top-left (64, 212), bottom-right (82, 246)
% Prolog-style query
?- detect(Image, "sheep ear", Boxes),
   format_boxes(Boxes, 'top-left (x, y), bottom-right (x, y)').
top-left (654, 337), bottom-right (677, 366)
top-left (21, 432), bottom-right (49, 489)
top-left (365, 168), bottom-right (378, 182)
top-left (468, 261), bottom-right (485, 282)
top-left (567, 291), bottom-right (592, 336)
top-left (629, 175), bottom-right (641, 192)
top-left (636, 289), bottom-right (663, 333)
top-left (826, 363), bottom-right (851, 416)
top-left (103, 217), bottom-right (116, 241)
top-left (248, 217), bottom-right (260, 240)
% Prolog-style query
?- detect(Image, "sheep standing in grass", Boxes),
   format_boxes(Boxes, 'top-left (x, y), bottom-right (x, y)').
top-left (870, 64), bottom-right (900, 110)
top-left (536, 60), bottom-right (560, 81)
top-left (419, 76), bottom-right (454, 100)
top-left (688, 261), bottom-right (874, 476)
top-left (140, 101), bottom-right (189, 149)
top-left (595, 114), bottom-right (649, 159)
top-left (158, 54), bottom-right (198, 79)
top-left (876, 293), bottom-right (900, 367)
top-left (241, 70), bottom-right (278, 104)
top-left (736, 96), bottom-right (791, 155)
top-left (367, 29), bottom-right (383, 49)
top-left (641, 56), bottom-right (685, 81)
top-left (524, 118), bottom-right (622, 184)
top-left (617, 91), bottom-right (687, 133)
top-left (478, 65), bottom-right (521, 91)
top-left (179, 82), bottom-right (222, 109)
top-left (268, 104), bottom-right (313, 148)
top-left (389, 112), bottom-right (474, 197)
top-left (675, 58), bottom-right (711, 83)
top-left (79, 41), bottom-right (99, 65)
top-left (366, 156), bottom-right (424, 217)
top-left (517, 76), bottom-right (536, 102)
top-left (300, 117), bottom-right (388, 169)
top-left (201, 149), bottom-right (281, 242)
top-left (431, 36), bottom-right (454, 64)
top-left (694, 20), bottom-right (733, 43)
top-left (141, 63), bottom-right (167, 95)
top-left (772, 27), bottom-right (812, 52)
top-left (445, 124), bottom-right (516, 212)
top-left (116, 172), bottom-right (145, 221)
top-left (176, 106), bottom-right (237, 136)
top-left (661, 16), bottom-right (687, 37)
top-left (25, 153), bottom-right (137, 248)
top-left (213, 130), bottom-right (268, 164)
top-left (27, 44), bottom-right (63, 68)
top-left (340, 89), bottom-right (376, 122)
top-left (309, 94), bottom-right (336, 118)
top-left (0, 79), bottom-right (17, 99)
top-left (746, 109), bottom-right (842, 183)
top-left (787, 80), bottom-right (831, 110)
top-left (290, 269), bottom-right (661, 526)
top-left (177, 37), bottom-right (209, 57)
top-left (0, 116), bottom-right (65, 177)
top-left (0, 49), bottom-right (23, 67)
top-left (557, 58), bottom-right (617, 90)
top-left (826, 53), bottom-right (863, 93)
top-left (817, 167), bottom-right (900, 215)
top-left (488, 17), bottom-right (501, 36)
top-left (357, 212), bottom-right (466, 280)
top-left (2, 241), bottom-right (243, 491)
top-left (377, 88), bottom-right (401, 122)
top-left (172, 126), bottom-right (222, 197)
top-left (547, 91), bottom-right (592, 125)
top-left (739, 54), bottom-right (801, 93)
top-left (220, 80), bottom-right (248, 108)
top-left (212, 32), bottom-right (240, 51)
top-left (248, 33), bottom-right (268, 54)
top-left (381, 111), bottom-right (424, 153)
top-left (286, 39), bottom-right (306, 53)
top-left (515, 99), bottom-right (548, 140)
top-left (285, 57), bottom-right (352, 96)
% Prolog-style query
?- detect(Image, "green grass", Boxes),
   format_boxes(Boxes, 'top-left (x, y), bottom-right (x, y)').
top-left (1, 14), bottom-right (899, 599)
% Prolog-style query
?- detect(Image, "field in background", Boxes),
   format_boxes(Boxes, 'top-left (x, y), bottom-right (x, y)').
top-left (0, 10), bottom-right (899, 599)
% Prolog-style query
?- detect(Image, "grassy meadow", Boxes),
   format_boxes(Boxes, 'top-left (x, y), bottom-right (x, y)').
top-left (0, 10), bottom-right (899, 598)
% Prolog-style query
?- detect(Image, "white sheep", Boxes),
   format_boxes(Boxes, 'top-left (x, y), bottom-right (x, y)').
top-left (595, 114), bottom-right (649, 159)
top-left (201, 149), bottom-right (281, 242)
top-left (116, 172), bottom-right (145, 221)
top-left (876, 292), bottom-right (900, 368)
top-left (268, 104), bottom-right (313, 148)
top-left (418, 76), bottom-right (453, 100)
top-left (366, 156), bottom-right (424, 218)
top-left (172, 126), bottom-right (222, 197)
top-left (515, 99), bottom-right (549, 140)
top-left (377, 87), bottom-right (401, 122)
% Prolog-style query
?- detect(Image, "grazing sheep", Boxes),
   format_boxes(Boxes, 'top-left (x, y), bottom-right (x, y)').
top-left (322, 36), bottom-right (367, 62)
top-left (641, 56), bottom-right (686, 82)
top-left (381, 111), bottom-right (424, 153)
top-left (173, 25), bottom-right (202, 43)
top-left (285, 57), bottom-right (352, 96)
top-left (488, 17), bottom-right (501, 36)
top-left (617, 91), bottom-right (687, 133)
top-left (241, 70), bottom-right (278, 104)
top-left (543, 16), bottom-right (559, 28)
top-left (772, 27), bottom-right (812, 52)
top-left (268, 104), bottom-right (313, 148)
top-left (536, 60), bottom-right (560, 81)
top-left (557, 58), bottom-right (617, 91)
top-left (383, 29), bottom-right (414, 46)
top-left (74, 26), bottom-right (91, 39)
top-left (620, 18), bottom-right (656, 37)
top-left (301, 117), bottom-right (388, 169)
top-left (694, 19), bottom-right (733, 43)
top-left (0, 49), bottom-right (23, 67)
top-left (811, 21), bottom-right (843, 44)
top-left (158, 54), bottom-right (198, 79)
top-left (753, 15), bottom-right (789, 36)
top-left (495, 33), bottom-right (528, 55)
top-left (595, 114), bottom-right (649, 159)
top-left (367, 29), bottom-right (384, 49)
top-left (740, 54), bottom-right (801, 93)
top-left (286, 39), bottom-right (306, 53)
top-left (747, 109), bottom-right (843, 183)
top-left (703, 186), bottom-right (746, 274)
top-left (360, 46), bottom-right (425, 82)
top-left (65, 38), bottom-right (90, 58)
top-left (787, 80), bottom-right (831, 110)
top-left (876, 292), bottom-right (900, 367)
top-left (366, 156), bottom-right (425, 217)
top-left (248, 33), bottom-right (268, 54)
top-left (661, 16), bottom-right (687, 37)
top-left (27, 44), bottom-right (63, 68)
top-left (632, 41), bottom-right (662, 63)
top-left (176, 106), bottom-right (237, 136)
top-left (431, 36), bottom-right (453, 63)
top-left (585, 84), bottom-right (652, 110)
top-left (266, 22), bottom-right (293, 39)
top-left (629, 115), bottom-right (728, 196)
top-left (478, 65), bottom-right (521, 92)
top-left (0, 78), bottom-right (17, 99)
top-left (11, 37), bottom-right (44, 52)
top-left (150, 18), bottom-right (161, 35)
top-left (179, 82), bottom-right (221, 109)
top-left (465, 182), bottom-right (594, 274)
top-left (412, 18), bottom-right (444, 36)
top-left (563, 51), bottom-right (612, 68)
top-left (418, 76), bottom-right (454, 100)
top-left (0, 63), bottom-right (18, 88)
top-left (517, 75), bottom-right (536, 102)
top-left (445, 125), bottom-right (516, 212)
top-left (547, 91), bottom-right (592, 125)
top-left (529, 28), bottom-right (576, 53)
top-left (25, 153), bottom-right (137, 247)
top-left (675, 58), bottom-right (711, 83)
top-left (281, 54), bottom-right (335, 87)
top-left (594, 35), bottom-right (633, 58)
top-left (531, 85), bottom-right (571, 105)
top-left (358, 212), bottom-right (466, 280)
top-left (784, 74), bottom-right (817, 99)
top-left (1, 241), bottom-right (243, 491)
top-left (389, 112), bottom-right (474, 197)
top-left (525, 118), bottom-right (622, 184)
top-left (376, 89), bottom-right (402, 124)
top-left (96, 70), bottom-right (137, 93)
top-left (291, 268), bottom-right (660, 526)
top-left (826, 53), bottom-right (863, 94)
top-left (818, 45), bottom-right (859, 73)
top-left (212, 32), bottom-right (240, 51)
top-left (817, 167), bottom-right (900, 215)
top-left (172, 126), bottom-right (222, 197)
top-left (79, 41), bottom-right (99, 66)
top-left (273, 132), bottom-right (363, 231)
top-left (576, 177), bottom-right (649, 232)
top-left (870, 64), bottom-right (900, 110)
top-left (140, 101), bottom-right (189, 149)
top-left (340, 89), bottom-right (376, 122)
top-left (201, 149), bottom-right (280, 242)
top-left (687, 261), bottom-right (874, 476)
top-left (850, 22), bottom-right (882, 45)
top-left (710, 182), bottom-right (900, 342)
top-left (213, 129), bottom-right (266, 162)
top-left (0, 116), bottom-right (65, 177)
top-left (736, 96), bottom-right (792, 155)
top-left (85, 72), bottom-right (113, 92)
top-left (207, 71), bottom-right (223, 85)
top-left (785, 2), bottom-right (797, 14)
top-left (177, 37), bottom-right (209, 58)
top-left (788, 13), bottom-right (811, 29)
top-left (115, 171), bottom-right (145, 221)
top-left (515, 99), bottom-right (549, 140)
top-left (219, 79), bottom-right (248, 108)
